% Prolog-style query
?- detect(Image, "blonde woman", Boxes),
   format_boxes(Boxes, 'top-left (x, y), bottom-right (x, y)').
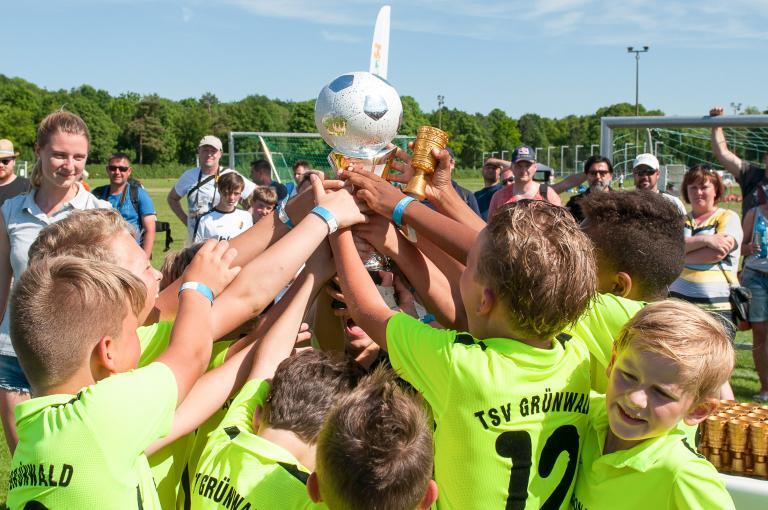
top-left (0, 111), bottom-right (110, 452)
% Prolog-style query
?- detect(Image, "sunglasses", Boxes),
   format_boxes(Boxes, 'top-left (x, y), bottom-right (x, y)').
top-left (107, 165), bottom-right (130, 172)
top-left (502, 177), bottom-right (514, 185)
top-left (633, 167), bottom-right (657, 176)
top-left (0, 158), bottom-right (15, 165)
top-left (587, 170), bottom-right (611, 177)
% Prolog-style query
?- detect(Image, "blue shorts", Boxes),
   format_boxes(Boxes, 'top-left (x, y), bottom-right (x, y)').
top-left (0, 354), bottom-right (30, 393)
top-left (741, 267), bottom-right (768, 323)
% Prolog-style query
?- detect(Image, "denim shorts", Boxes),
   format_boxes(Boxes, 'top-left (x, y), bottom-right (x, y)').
top-left (0, 354), bottom-right (30, 392)
top-left (741, 267), bottom-right (768, 323)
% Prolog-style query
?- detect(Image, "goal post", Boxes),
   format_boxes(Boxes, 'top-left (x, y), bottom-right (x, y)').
top-left (228, 132), bottom-right (415, 183)
top-left (600, 114), bottom-right (768, 190)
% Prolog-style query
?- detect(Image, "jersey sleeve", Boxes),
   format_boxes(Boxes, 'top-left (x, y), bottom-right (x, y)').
top-left (194, 215), bottom-right (212, 243)
top-left (137, 187), bottom-right (156, 217)
top-left (385, 312), bottom-right (455, 412)
top-left (173, 170), bottom-right (196, 196)
top-left (718, 210), bottom-right (744, 245)
top-left (84, 363), bottom-right (178, 455)
top-left (669, 459), bottom-right (735, 510)
top-left (219, 378), bottom-right (271, 433)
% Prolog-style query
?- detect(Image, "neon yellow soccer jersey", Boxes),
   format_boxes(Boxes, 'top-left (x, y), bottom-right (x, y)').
top-left (7, 363), bottom-right (177, 510)
top-left (565, 294), bottom-right (645, 393)
top-left (191, 378), bottom-right (324, 510)
top-left (571, 395), bottom-right (735, 510)
top-left (386, 312), bottom-right (591, 510)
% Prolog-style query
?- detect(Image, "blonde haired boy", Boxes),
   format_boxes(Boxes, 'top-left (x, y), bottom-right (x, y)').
top-left (571, 300), bottom-right (735, 510)
top-left (7, 243), bottom-right (239, 509)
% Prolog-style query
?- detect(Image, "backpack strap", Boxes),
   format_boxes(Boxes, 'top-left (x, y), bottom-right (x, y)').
top-left (539, 182), bottom-right (550, 203)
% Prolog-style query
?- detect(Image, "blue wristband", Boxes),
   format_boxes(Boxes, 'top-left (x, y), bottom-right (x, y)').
top-left (310, 206), bottom-right (339, 234)
top-left (178, 282), bottom-right (214, 304)
top-left (392, 196), bottom-right (416, 227)
top-left (421, 313), bottom-right (436, 324)
top-left (278, 207), bottom-right (294, 229)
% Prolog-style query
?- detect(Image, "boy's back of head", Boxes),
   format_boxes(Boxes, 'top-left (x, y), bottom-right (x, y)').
top-left (11, 256), bottom-right (146, 393)
top-left (263, 350), bottom-right (363, 444)
top-left (615, 299), bottom-right (734, 403)
top-left (479, 200), bottom-right (597, 338)
top-left (313, 366), bottom-right (436, 510)
top-left (28, 209), bottom-right (135, 264)
top-left (580, 190), bottom-right (685, 301)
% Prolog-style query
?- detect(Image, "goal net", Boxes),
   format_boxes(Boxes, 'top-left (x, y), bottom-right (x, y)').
top-left (227, 132), bottom-right (415, 183)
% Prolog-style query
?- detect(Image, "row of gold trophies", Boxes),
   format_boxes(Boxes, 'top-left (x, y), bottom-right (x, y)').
top-left (699, 401), bottom-right (768, 478)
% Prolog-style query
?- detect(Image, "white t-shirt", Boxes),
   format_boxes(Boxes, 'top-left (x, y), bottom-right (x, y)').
top-left (173, 167), bottom-right (256, 224)
top-left (659, 190), bottom-right (687, 215)
top-left (193, 208), bottom-right (253, 243)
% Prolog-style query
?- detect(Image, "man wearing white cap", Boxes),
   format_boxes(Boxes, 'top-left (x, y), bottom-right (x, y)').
top-left (632, 153), bottom-right (686, 215)
top-left (0, 140), bottom-right (29, 207)
top-left (167, 135), bottom-right (256, 242)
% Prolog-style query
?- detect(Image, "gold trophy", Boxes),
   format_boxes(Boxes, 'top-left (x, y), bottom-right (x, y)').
top-left (751, 422), bottom-right (768, 479)
top-left (706, 415), bottom-right (727, 471)
top-left (404, 126), bottom-right (449, 201)
top-left (728, 418), bottom-right (750, 474)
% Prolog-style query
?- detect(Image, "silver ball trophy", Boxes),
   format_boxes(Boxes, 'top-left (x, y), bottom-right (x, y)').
top-left (315, 71), bottom-right (403, 271)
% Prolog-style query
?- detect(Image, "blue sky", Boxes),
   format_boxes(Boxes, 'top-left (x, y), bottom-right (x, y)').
top-left (6, 0), bottom-right (767, 118)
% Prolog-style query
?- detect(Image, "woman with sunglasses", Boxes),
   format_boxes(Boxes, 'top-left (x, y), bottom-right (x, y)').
top-left (0, 111), bottom-right (110, 453)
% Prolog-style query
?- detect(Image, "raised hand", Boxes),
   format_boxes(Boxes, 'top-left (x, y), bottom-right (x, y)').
top-left (310, 174), bottom-right (367, 229)
top-left (182, 239), bottom-right (241, 297)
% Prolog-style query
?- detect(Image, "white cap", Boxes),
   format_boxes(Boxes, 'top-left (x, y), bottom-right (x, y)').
top-left (633, 153), bottom-right (659, 171)
top-left (198, 135), bottom-right (223, 151)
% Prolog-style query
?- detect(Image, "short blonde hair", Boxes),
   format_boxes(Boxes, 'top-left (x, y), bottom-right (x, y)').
top-left (31, 111), bottom-right (90, 188)
top-left (478, 200), bottom-right (597, 338)
top-left (252, 186), bottom-right (278, 207)
top-left (615, 300), bottom-right (735, 403)
top-left (10, 256), bottom-right (146, 391)
top-left (28, 209), bottom-right (135, 264)
top-left (317, 366), bottom-right (433, 510)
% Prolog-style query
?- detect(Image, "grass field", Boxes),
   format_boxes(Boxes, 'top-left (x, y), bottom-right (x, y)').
top-left (0, 176), bottom-right (760, 506)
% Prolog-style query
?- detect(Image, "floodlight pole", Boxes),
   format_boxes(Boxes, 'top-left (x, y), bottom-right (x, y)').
top-left (627, 46), bottom-right (649, 150)
top-left (437, 95), bottom-right (445, 129)
top-left (574, 145), bottom-right (583, 173)
top-left (560, 146), bottom-right (568, 175)
top-left (547, 146), bottom-right (555, 166)
top-left (590, 144), bottom-right (600, 156)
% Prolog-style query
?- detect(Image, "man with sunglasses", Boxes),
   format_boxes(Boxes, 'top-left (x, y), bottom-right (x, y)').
top-left (566, 155), bottom-right (614, 223)
top-left (632, 153), bottom-right (686, 215)
top-left (0, 140), bottom-right (29, 207)
top-left (92, 153), bottom-right (156, 258)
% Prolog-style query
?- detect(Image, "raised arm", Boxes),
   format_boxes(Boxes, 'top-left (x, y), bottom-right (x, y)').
top-left (709, 106), bottom-right (747, 177)
top-left (155, 240), bottom-right (241, 404)
top-left (330, 229), bottom-right (395, 349)
top-left (343, 168), bottom-right (480, 264)
top-left (551, 172), bottom-right (587, 194)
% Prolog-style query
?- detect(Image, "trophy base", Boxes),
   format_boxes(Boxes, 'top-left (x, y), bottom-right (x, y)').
top-left (328, 146), bottom-right (397, 179)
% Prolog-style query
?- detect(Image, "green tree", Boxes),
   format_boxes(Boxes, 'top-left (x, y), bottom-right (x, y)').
top-left (287, 100), bottom-right (316, 132)
top-left (400, 96), bottom-right (428, 136)
top-left (126, 95), bottom-right (172, 164)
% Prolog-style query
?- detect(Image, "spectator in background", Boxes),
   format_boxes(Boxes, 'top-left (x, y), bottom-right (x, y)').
top-left (0, 111), bottom-right (111, 453)
top-left (167, 135), bottom-right (255, 242)
top-left (193, 171), bottom-right (253, 242)
top-left (632, 153), bottom-right (686, 215)
top-left (487, 145), bottom-right (561, 218)
top-left (0, 140), bottom-right (30, 206)
top-left (251, 186), bottom-right (278, 223)
top-left (250, 159), bottom-right (288, 205)
top-left (474, 161), bottom-right (502, 220)
top-left (710, 106), bottom-right (768, 217)
top-left (738, 200), bottom-right (768, 402)
top-left (499, 166), bottom-right (514, 186)
top-left (92, 153), bottom-right (156, 258)
top-left (566, 155), bottom-right (614, 223)
top-left (288, 160), bottom-right (311, 197)
top-left (445, 148), bottom-right (481, 217)
top-left (670, 166), bottom-right (742, 344)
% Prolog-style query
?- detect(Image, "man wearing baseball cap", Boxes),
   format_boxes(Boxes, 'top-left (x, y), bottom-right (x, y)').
top-left (487, 144), bottom-right (561, 218)
top-left (632, 153), bottom-right (686, 215)
top-left (167, 135), bottom-right (256, 242)
top-left (0, 140), bottom-right (30, 207)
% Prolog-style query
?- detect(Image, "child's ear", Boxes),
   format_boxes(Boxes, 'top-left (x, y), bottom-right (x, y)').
top-left (92, 336), bottom-right (118, 378)
top-left (478, 288), bottom-right (496, 316)
top-left (609, 272), bottom-right (632, 298)
top-left (418, 480), bottom-right (439, 510)
top-left (307, 472), bottom-right (322, 503)
top-left (683, 397), bottom-right (719, 426)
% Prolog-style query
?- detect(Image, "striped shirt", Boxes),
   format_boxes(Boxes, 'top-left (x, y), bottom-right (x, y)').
top-left (669, 208), bottom-right (742, 311)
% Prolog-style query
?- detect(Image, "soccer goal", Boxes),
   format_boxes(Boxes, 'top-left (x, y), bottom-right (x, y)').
top-left (599, 114), bottom-right (768, 192)
top-left (227, 132), bottom-right (415, 183)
